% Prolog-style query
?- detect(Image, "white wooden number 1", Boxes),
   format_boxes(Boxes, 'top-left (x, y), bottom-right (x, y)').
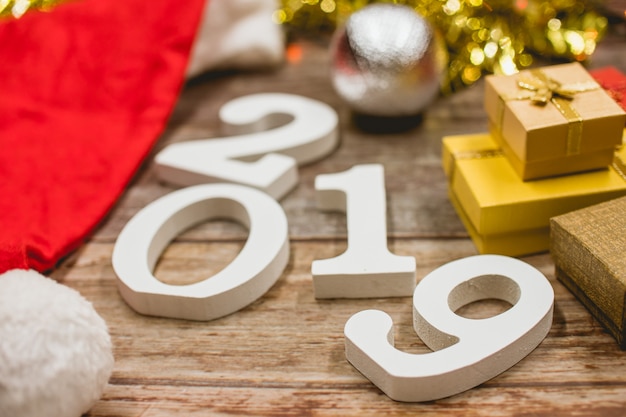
top-left (312, 164), bottom-right (416, 298)
top-left (155, 93), bottom-right (339, 200)
top-left (344, 254), bottom-right (554, 402)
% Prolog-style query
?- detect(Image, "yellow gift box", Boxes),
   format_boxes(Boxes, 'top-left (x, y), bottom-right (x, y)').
top-left (448, 190), bottom-right (550, 256)
top-left (484, 62), bottom-right (626, 180)
top-left (442, 132), bottom-right (626, 255)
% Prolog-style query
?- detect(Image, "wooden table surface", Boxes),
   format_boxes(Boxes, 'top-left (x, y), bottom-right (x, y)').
top-left (55, 23), bottom-right (626, 417)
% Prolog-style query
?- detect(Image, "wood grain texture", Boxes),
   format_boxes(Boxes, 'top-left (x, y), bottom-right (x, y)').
top-left (50, 24), bottom-right (626, 416)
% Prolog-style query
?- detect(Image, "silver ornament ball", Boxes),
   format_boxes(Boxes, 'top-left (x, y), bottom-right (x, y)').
top-left (330, 3), bottom-right (447, 117)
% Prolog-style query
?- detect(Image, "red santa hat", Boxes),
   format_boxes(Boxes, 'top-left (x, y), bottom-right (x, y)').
top-left (0, 0), bottom-right (284, 274)
top-left (0, 1), bottom-right (284, 415)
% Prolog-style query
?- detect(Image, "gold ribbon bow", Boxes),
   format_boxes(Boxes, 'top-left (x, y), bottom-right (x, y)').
top-left (447, 148), bottom-right (503, 182)
top-left (614, 146), bottom-right (626, 181)
top-left (498, 69), bottom-right (599, 156)
top-left (517, 70), bottom-right (598, 105)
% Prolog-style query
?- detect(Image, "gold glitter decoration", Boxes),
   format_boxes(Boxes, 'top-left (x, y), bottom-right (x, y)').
top-left (276, 0), bottom-right (609, 92)
top-left (1, 0), bottom-right (65, 19)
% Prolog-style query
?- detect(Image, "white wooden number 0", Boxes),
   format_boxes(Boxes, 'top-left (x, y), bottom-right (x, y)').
top-left (344, 254), bottom-right (554, 402)
top-left (155, 93), bottom-right (339, 200)
top-left (312, 164), bottom-right (416, 298)
top-left (112, 183), bottom-right (289, 321)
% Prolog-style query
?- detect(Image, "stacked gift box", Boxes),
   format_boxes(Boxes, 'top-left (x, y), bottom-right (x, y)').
top-left (549, 67), bottom-right (626, 349)
top-left (443, 62), bottom-right (626, 257)
top-left (551, 196), bottom-right (626, 349)
top-left (443, 63), bottom-right (626, 348)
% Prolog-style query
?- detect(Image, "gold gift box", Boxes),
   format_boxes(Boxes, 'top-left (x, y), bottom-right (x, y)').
top-left (442, 132), bottom-right (626, 255)
top-left (551, 196), bottom-right (626, 349)
top-left (489, 122), bottom-right (617, 181)
top-left (484, 62), bottom-right (626, 180)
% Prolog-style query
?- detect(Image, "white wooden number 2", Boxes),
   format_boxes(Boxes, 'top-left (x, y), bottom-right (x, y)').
top-left (154, 92), bottom-right (339, 200)
top-left (112, 93), bottom-right (554, 402)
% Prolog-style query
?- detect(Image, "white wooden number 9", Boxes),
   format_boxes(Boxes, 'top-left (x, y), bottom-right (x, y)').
top-left (344, 254), bottom-right (554, 402)
top-left (155, 93), bottom-right (339, 200)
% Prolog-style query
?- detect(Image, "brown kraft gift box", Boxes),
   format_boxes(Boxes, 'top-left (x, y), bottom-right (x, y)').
top-left (485, 62), bottom-right (626, 180)
top-left (550, 196), bottom-right (626, 349)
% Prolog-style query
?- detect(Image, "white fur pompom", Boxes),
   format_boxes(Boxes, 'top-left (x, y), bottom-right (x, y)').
top-left (0, 269), bottom-right (114, 417)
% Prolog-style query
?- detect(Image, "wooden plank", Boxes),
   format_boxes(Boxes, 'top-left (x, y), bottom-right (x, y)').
top-left (54, 240), bottom-right (625, 375)
top-left (90, 385), bottom-right (626, 417)
top-left (56, 236), bottom-right (626, 415)
top-left (48, 26), bottom-right (626, 416)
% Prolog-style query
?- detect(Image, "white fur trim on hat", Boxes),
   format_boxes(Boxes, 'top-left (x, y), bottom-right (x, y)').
top-left (0, 269), bottom-right (114, 417)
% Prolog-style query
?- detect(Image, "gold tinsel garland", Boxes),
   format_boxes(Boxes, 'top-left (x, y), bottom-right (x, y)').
top-left (2, 0), bottom-right (611, 93)
top-left (0, 0), bottom-right (64, 18)
top-left (275, 0), bottom-right (610, 92)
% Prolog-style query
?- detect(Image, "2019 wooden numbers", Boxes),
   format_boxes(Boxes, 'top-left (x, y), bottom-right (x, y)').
top-left (113, 93), bottom-right (554, 402)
